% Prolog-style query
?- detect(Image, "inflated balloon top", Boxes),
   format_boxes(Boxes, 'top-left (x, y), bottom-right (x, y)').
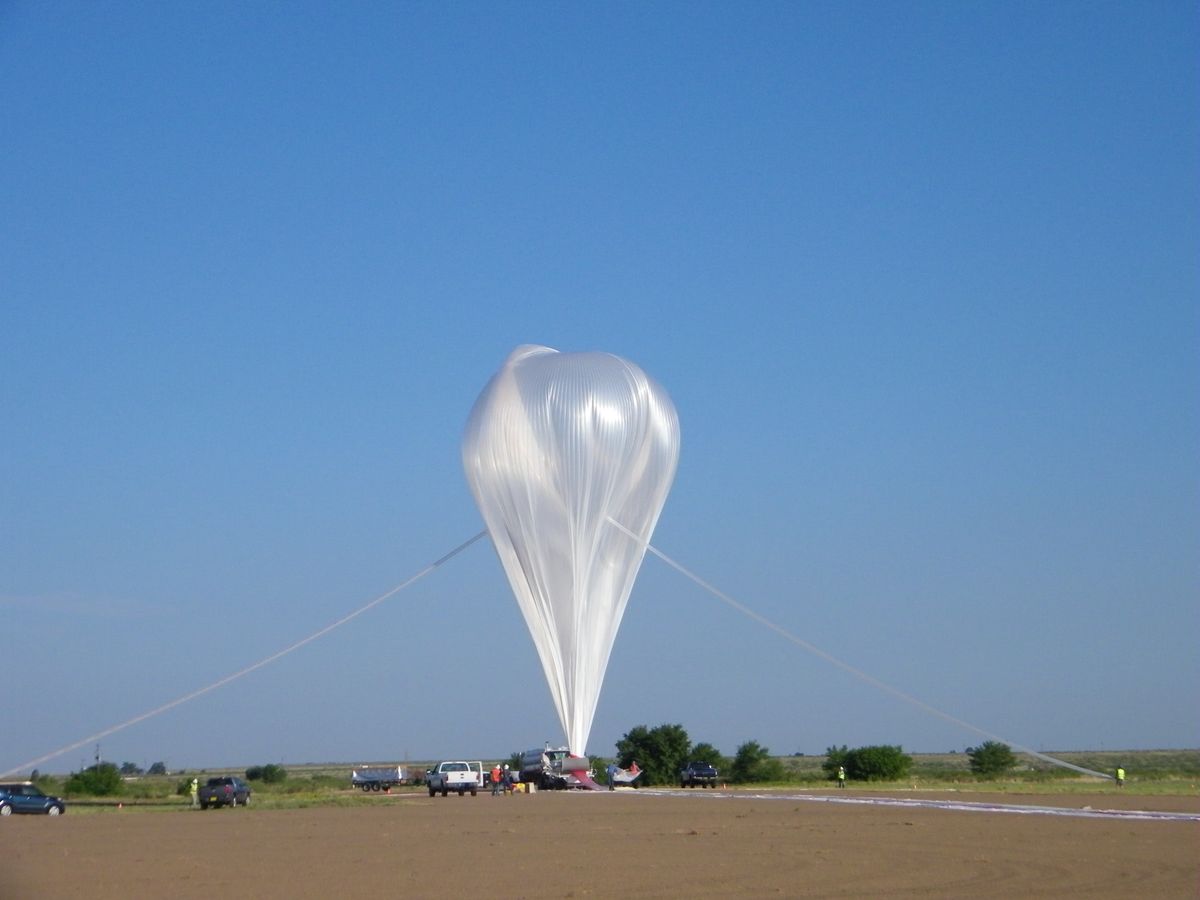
top-left (463, 345), bottom-right (680, 755)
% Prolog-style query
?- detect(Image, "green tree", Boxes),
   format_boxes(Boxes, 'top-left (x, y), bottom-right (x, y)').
top-left (730, 740), bottom-right (785, 783)
top-left (119, 761), bottom-right (142, 776)
top-left (65, 762), bottom-right (123, 796)
top-left (247, 764), bottom-right (287, 783)
top-left (843, 745), bottom-right (911, 781)
top-left (262, 764), bottom-right (287, 783)
top-left (147, 762), bottom-right (168, 776)
top-left (967, 741), bottom-right (1017, 777)
top-left (821, 745), bottom-right (849, 780)
top-left (689, 742), bottom-right (725, 768)
top-left (615, 723), bottom-right (690, 786)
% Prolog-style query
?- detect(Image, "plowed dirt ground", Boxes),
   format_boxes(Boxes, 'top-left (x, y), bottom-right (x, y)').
top-left (3, 789), bottom-right (1197, 898)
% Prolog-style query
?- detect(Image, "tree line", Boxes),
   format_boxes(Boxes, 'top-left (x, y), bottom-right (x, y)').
top-left (50, 733), bottom-right (1020, 797)
top-left (578, 725), bottom-right (1019, 786)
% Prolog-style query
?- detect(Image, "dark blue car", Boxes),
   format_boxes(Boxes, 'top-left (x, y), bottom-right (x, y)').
top-left (0, 782), bottom-right (67, 815)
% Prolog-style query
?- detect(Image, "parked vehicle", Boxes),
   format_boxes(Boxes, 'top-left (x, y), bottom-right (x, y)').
top-left (198, 776), bottom-right (252, 809)
top-left (351, 766), bottom-right (409, 792)
top-left (0, 783), bottom-right (66, 816)
top-left (680, 761), bottom-right (719, 788)
top-left (425, 761), bottom-right (478, 797)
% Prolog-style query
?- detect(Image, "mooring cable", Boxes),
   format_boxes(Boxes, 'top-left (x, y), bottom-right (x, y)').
top-left (6, 523), bottom-right (1110, 781)
top-left (0, 531), bottom-right (488, 779)
top-left (610, 519), bottom-right (1111, 780)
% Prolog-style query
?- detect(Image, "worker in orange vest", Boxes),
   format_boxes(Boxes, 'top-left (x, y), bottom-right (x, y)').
top-left (491, 764), bottom-right (503, 795)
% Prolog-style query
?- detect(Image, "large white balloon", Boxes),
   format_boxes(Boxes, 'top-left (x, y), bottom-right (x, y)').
top-left (463, 346), bottom-right (680, 755)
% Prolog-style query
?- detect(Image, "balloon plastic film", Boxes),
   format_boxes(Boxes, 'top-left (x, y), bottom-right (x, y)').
top-left (463, 346), bottom-right (680, 755)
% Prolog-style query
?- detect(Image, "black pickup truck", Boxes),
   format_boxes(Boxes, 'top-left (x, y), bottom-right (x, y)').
top-left (680, 761), bottom-right (719, 788)
top-left (198, 776), bottom-right (252, 809)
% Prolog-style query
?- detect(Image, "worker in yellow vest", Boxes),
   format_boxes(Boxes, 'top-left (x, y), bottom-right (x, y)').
top-left (1115, 766), bottom-right (1125, 788)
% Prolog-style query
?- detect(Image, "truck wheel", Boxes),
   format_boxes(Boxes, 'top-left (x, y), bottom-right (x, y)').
top-left (362, 784), bottom-right (371, 792)
top-left (441, 788), bottom-right (448, 797)
top-left (470, 787), bottom-right (477, 796)
top-left (230, 796), bottom-right (237, 807)
top-left (372, 783), bottom-right (381, 792)
top-left (428, 786), bottom-right (436, 797)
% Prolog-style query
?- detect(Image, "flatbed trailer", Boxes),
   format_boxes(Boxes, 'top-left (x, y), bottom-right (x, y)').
top-left (351, 766), bottom-right (408, 792)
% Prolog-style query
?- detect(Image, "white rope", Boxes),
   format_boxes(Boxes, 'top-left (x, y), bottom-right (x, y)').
top-left (607, 518), bottom-right (1110, 780)
top-left (7, 520), bottom-right (1111, 783)
top-left (0, 531), bottom-right (488, 779)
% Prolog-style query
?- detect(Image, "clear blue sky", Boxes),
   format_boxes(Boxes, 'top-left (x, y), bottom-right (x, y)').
top-left (3, 1), bottom-right (1197, 773)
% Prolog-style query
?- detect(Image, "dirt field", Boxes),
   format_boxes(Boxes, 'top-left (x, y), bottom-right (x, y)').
top-left (3, 789), bottom-right (1197, 899)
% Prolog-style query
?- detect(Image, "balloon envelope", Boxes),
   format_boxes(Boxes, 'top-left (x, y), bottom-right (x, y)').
top-left (463, 346), bottom-right (680, 754)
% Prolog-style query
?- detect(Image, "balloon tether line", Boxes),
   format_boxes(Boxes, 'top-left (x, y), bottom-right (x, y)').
top-left (0, 531), bottom-right (488, 779)
top-left (6, 524), bottom-right (1107, 782)
top-left (606, 517), bottom-right (1109, 781)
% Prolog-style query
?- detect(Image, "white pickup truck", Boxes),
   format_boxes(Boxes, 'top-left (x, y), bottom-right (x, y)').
top-left (425, 761), bottom-right (478, 797)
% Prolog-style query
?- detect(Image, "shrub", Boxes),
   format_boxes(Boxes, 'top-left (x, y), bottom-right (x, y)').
top-left (65, 762), bottom-right (123, 796)
top-left (967, 741), bottom-right (1017, 776)
top-left (822, 745), bottom-right (849, 780)
top-left (246, 764), bottom-right (288, 783)
top-left (730, 740), bottom-right (786, 783)
top-left (844, 745), bottom-right (912, 781)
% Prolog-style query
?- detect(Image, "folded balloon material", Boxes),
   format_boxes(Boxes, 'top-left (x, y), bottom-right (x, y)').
top-left (463, 345), bottom-right (680, 755)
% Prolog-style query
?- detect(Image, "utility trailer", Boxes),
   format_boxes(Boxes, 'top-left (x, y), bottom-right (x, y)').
top-left (351, 766), bottom-right (408, 792)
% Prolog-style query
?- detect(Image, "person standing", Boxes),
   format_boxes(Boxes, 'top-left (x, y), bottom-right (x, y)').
top-left (606, 762), bottom-right (617, 791)
top-left (1115, 765), bottom-right (1125, 788)
top-left (837, 766), bottom-right (846, 789)
top-left (189, 777), bottom-right (199, 808)
top-left (491, 763), bottom-right (503, 796)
